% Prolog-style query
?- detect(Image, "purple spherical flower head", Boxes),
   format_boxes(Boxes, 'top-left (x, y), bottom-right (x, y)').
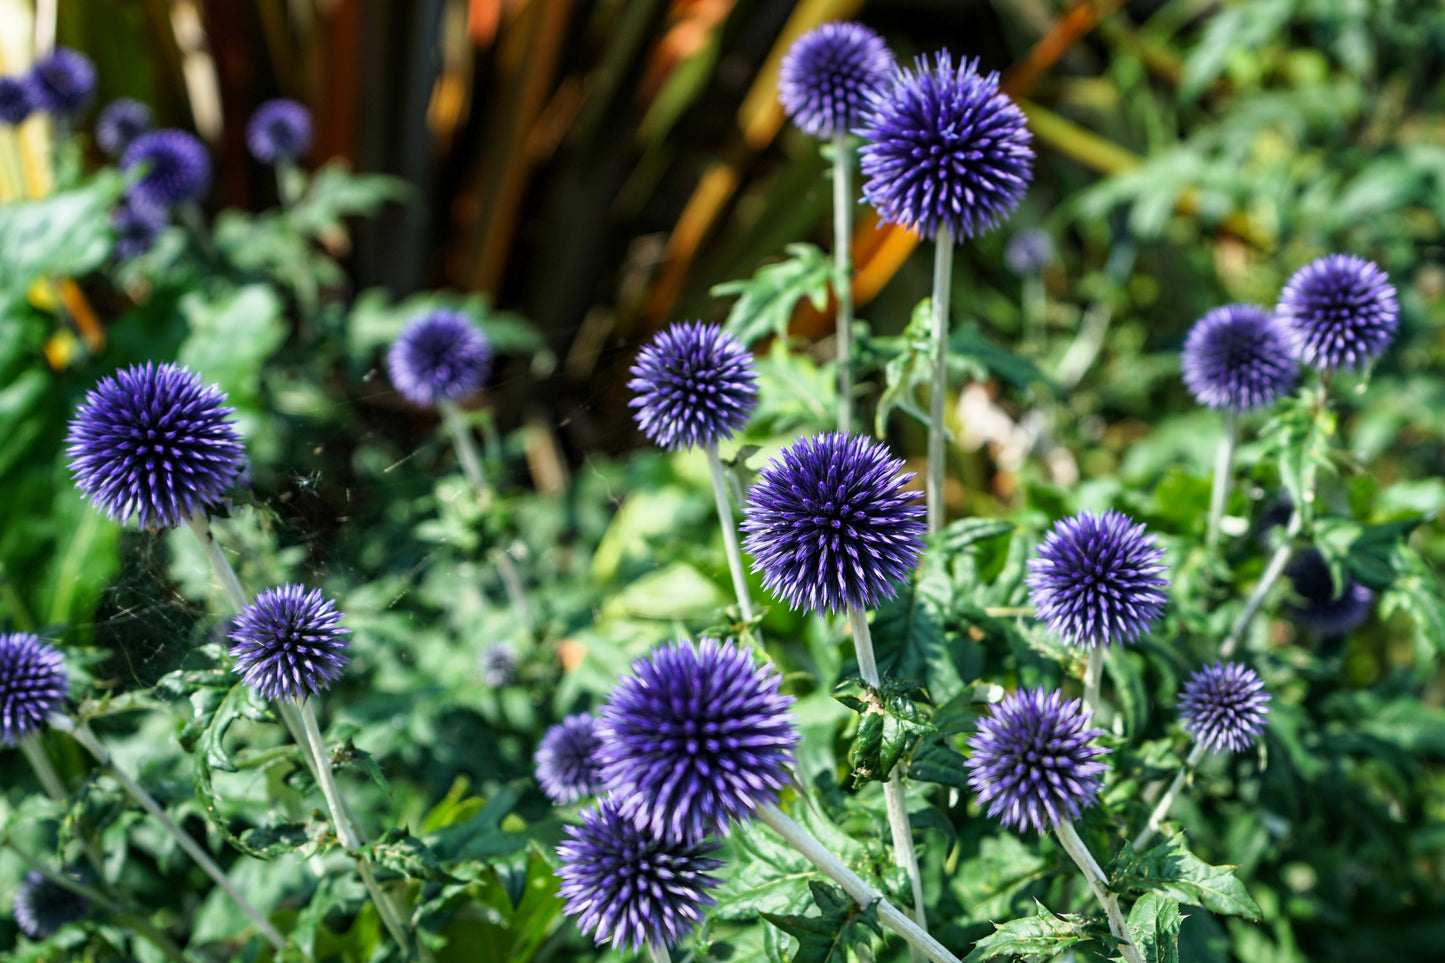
top-left (628, 321), bottom-right (758, 450)
top-left (387, 309), bottom-right (493, 408)
top-left (0, 634), bottom-right (68, 746)
top-left (229, 584), bottom-right (351, 701)
top-left (13, 869), bottom-right (90, 940)
top-left (112, 194), bottom-right (167, 261)
top-left (29, 48), bottom-right (95, 116)
top-left (966, 688), bottom-right (1110, 833)
top-left (557, 798), bottom-right (723, 951)
top-left (1005, 227), bottom-right (1054, 276)
top-left (479, 642), bottom-right (517, 687)
top-left (0, 76), bottom-right (36, 125)
top-left (1286, 548), bottom-right (1374, 636)
top-left (1277, 254), bottom-right (1398, 372)
top-left (778, 22), bottom-right (893, 139)
top-left (122, 129), bottom-right (212, 208)
top-left (1181, 304), bottom-right (1297, 413)
top-left (598, 637), bottom-right (797, 843)
top-left (247, 98), bottom-right (313, 164)
top-left (742, 433), bottom-right (925, 614)
top-left (859, 52), bottom-right (1033, 241)
top-left (67, 363), bottom-right (245, 531)
top-left (95, 98), bottom-right (153, 157)
top-left (535, 713), bottom-right (604, 805)
top-left (1027, 511), bottom-right (1169, 649)
top-left (1178, 662), bottom-right (1270, 755)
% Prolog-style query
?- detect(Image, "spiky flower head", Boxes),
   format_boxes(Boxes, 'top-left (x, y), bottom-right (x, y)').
top-left (247, 98), bottom-right (313, 164)
top-left (598, 637), bottom-right (797, 843)
top-left (13, 870), bottom-right (89, 940)
top-left (742, 433), bottom-right (925, 614)
top-left (66, 363), bottom-right (245, 531)
top-left (535, 713), bottom-right (604, 805)
top-left (95, 98), bottom-right (153, 156)
top-left (1286, 548), bottom-right (1374, 636)
top-left (557, 799), bottom-right (723, 951)
top-left (29, 48), bottom-right (95, 116)
top-left (112, 194), bottom-right (166, 261)
top-left (859, 52), bottom-right (1033, 241)
top-left (1276, 254), bottom-right (1398, 372)
top-left (1005, 227), bottom-right (1054, 276)
top-left (1027, 511), bottom-right (1169, 649)
top-left (122, 129), bottom-right (212, 208)
top-left (966, 688), bottom-right (1109, 833)
top-left (229, 584), bottom-right (351, 701)
top-left (778, 22), bottom-right (894, 139)
top-left (1178, 662), bottom-right (1271, 754)
top-left (627, 321), bottom-right (758, 450)
top-left (1181, 304), bottom-right (1297, 413)
top-left (0, 634), bottom-right (68, 746)
top-left (387, 309), bottom-right (493, 408)
top-left (0, 76), bottom-right (36, 125)
top-left (479, 643), bottom-right (517, 688)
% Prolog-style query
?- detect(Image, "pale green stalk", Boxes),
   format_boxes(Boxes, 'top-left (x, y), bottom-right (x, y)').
top-left (927, 228), bottom-right (955, 534)
top-left (1206, 412), bottom-right (1237, 548)
top-left (1136, 741), bottom-right (1208, 849)
top-left (1054, 820), bottom-right (1146, 963)
top-left (706, 444), bottom-right (754, 621)
top-left (832, 131), bottom-right (855, 435)
top-left (1083, 647), bottom-right (1104, 719)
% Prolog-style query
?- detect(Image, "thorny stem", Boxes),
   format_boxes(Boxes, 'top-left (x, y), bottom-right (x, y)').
top-left (927, 227), bottom-right (955, 535)
top-left (707, 444), bottom-right (755, 622)
top-left (1136, 741), bottom-right (1208, 849)
top-left (832, 131), bottom-right (855, 436)
top-left (1206, 412), bottom-right (1237, 549)
top-left (1083, 647), bottom-right (1105, 720)
top-left (1053, 820), bottom-right (1146, 963)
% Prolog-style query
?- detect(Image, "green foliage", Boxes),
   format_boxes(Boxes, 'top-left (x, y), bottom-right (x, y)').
top-left (714, 243), bottom-right (832, 347)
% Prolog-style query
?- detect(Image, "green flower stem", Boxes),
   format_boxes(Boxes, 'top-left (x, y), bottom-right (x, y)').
top-left (850, 604), bottom-right (926, 961)
top-left (186, 514), bottom-right (250, 614)
top-left (55, 717), bottom-right (288, 953)
top-left (1083, 646), bottom-right (1104, 719)
top-left (1053, 820), bottom-right (1146, 963)
top-left (20, 733), bottom-right (68, 800)
top-left (756, 801), bottom-right (961, 963)
top-left (1206, 412), bottom-right (1237, 548)
top-left (648, 941), bottom-right (672, 963)
top-left (705, 443), bottom-right (754, 622)
top-left (1135, 741), bottom-right (1207, 849)
top-left (179, 202), bottom-right (218, 260)
top-left (832, 131), bottom-right (855, 436)
top-left (1218, 511), bottom-right (1300, 659)
top-left (927, 227), bottom-right (955, 535)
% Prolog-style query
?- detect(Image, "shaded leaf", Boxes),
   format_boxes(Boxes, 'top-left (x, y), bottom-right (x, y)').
top-left (1112, 836), bottom-right (1261, 919)
top-left (1128, 892), bottom-right (1182, 963)
top-left (760, 881), bottom-right (880, 963)
top-left (714, 243), bottom-right (832, 347)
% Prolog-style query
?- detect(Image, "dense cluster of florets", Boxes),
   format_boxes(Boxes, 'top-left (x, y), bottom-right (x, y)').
top-left (0, 634), bottom-right (68, 746)
top-left (12, 870), bottom-right (90, 940)
top-left (1286, 548), bottom-right (1374, 636)
top-left (387, 309), bottom-right (493, 408)
top-left (0, 76), bottom-right (35, 125)
top-left (229, 584), bottom-right (351, 701)
top-left (29, 48), bottom-right (95, 116)
top-left (112, 196), bottom-right (167, 261)
top-left (535, 713), bottom-right (605, 805)
top-left (628, 322), bottom-right (758, 450)
top-left (122, 129), bottom-right (213, 208)
top-left (1178, 662), bottom-right (1271, 754)
top-left (247, 98), bottom-right (313, 164)
top-left (1181, 304), bottom-right (1298, 412)
top-left (1276, 254), bottom-right (1398, 372)
top-left (778, 22), bottom-right (894, 138)
top-left (96, 97), bottom-right (153, 156)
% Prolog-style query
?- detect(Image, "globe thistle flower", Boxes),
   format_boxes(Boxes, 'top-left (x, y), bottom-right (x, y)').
top-left (598, 637), bottom-right (797, 843)
top-left (0, 76), bottom-right (36, 125)
top-left (778, 22), bottom-right (894, 139)
top-left (965, 688), bottom-right (1110, 834)
top-left (1026, 511), bottom-right (1170, 649)
top-left (121, 129), bottom-right (212, 208)
top-left (742, 433), bottom-right (925, 614)
top-left (627, 322), bottom-right (759, 451)
top-left (1181, 304), bottom-right (1297, 413)
top-left (246, 98), bottom-right (313, 164)
top-left (556, 799), bottom-right (723, 951)
top-left (28, 48), bottom-right (95, 116)
top-left (1004, 227), bottom-right (1055, 276)
top-left (859, 52), bottom-right (1033, 241)
top-left (111, 195), bottom-right (167, 261)
top-left (1286, 548), bottom-right (1373, 636)
top-left (228, 584), bottom-right (351, 701)
top-left (66, 363), bottom-right (246, 531)
top-left (1177, 662), bottom-right (1271, 755)
top-left (1276, 254), bottom-right (1398, 372)
top-left (0, 633), bottom-right (68, 746)
top-left (479, 643), bottom-right (517, 688)
top-left (535, 713), bottom-right (604, 805)
top-left (95, 97), bottom-right (153, 157)
top-left (387, 309), bottom-right (493, 408)
top-left (12, 870), bottom-right (90, 940)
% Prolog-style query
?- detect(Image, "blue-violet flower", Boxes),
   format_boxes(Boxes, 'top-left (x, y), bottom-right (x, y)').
top-left (246, 98), bottom-right (313, 164)
top-left (122, 129), bottom-right (212, 208)
top-left (95, 98), bottom-right (153, 156)
top-left (0, 76), bottom-right (35, 125)
top-left (1286, 548), bottom-right (1374, 636)
top-left (1181, 304), bottom-right (1297, 412)
top-left (28, 48), bottom-right (95, 116)
top-left (229, 584), bottom-right (351, 701)
top-left (1276, 254), bottom-right (1398, 372)
top-left (778, 22), bottom-right (894, 139)
top-left (1177, 662), bottom-right (1271, 754)
top-left (628, 321), bottom-right (758, 450)
top-left (112, 195), bottom-right (167, 261)
top-left (13, 870), bottom-right (90, 940)
top-left (387, 309), bottom-right (493, 408)
top-left (0, 633), bottom-right (68, 746)
top-left (535, 713), bottom-right (604, 805)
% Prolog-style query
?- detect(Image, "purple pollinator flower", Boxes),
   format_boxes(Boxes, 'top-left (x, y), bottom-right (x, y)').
top-left (1005, 227), bottom-right (1055, 276)
top-left (556, 799), bottom-right (723, 950)
top-left (479, 643), bottom-right (517, 688)
top-left (1177, 662), bottom-right (1271, 754)
top-left (29, 48), bottom-right (95, 116)
top-left (859, 52), bottom-right (1033, 241)
top-left (246, 98), bottom-right (313, 165)
top-left (12, 870), bottom-right (90, 940)
top-left (742, 433), bottom-right (925, 614)
top-left (965, 688), bottom-right (1110, 833)
top-left (1276, 254), bottom-right (1398, 372)
top-left (95, 98), bottom-right (153, 157)
top-left (112, 194), bottom-right (167, 261)
top-left (387, 309), bottom-right (493, 408)
top-left (597, 637), bottom-right (797, 843)
top-left (1027, 510), bottom-right (1170, 649)
top-left (778, 22), bottom-right (894, 139)
top-left (1181, 304), bottom-right (1297, 413)
top-left (627, 321), bottom-right (758, 451)
top-left (0, 633), bottom-right (68, 746)
top-left (121, 129), bottom-right (212, 208)
top-left (228, 584), bottom-right (351, 701)
top-left (0, 76), bottom-right (36, 125)
top-left (66, 363), bottom-right (246, 531)
top-left (535, 713), bottom-right (604, 805)
top-left (1286, 548), bottom-right (1374, 636)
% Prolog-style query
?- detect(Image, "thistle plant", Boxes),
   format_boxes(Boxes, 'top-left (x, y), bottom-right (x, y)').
top-left (778, 21), bottom-right (892, 435)
top-left (111, 194), bottom-right (166, 262)
top-left (12, 869), bottom-right (91, 940)
top-left (860, 53), bottom-right (1033, 532)
top-left (535, 712), bottom-right (604, 805)
top-left (120, 128), bottom-right (213, 251)
top-left (28, 48), bottom-right (95, 119)
top-left (1287, 548), bottom-right (1374, 635)
top-left (95, 97), bottom-right (152, 157)
top-left (0, 76), bottom-right (35, 125)
top-left (247, 97), bottom-right (313, 204)
top-left (1277, 254), bottom-right (1398, 373)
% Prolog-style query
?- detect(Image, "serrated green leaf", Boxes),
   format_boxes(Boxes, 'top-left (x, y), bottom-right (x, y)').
top-left (714, 243), bottom-right (832, 347)
top-left (952, 835), bottom-right (1049, 925)
top-left (0, 171), bottom-right (123, 301)
top-left (287, 160), bottom-right (411, 237)
top-left (907, 739), bottom-right (971, 792)
top-left (1380, 541), bottom-right (1445, 656)
top-left (872, 297), bottom-right (935, 437)
top-left (369, 827), bottom-right (464, 883)
top-left (760, 881), bottom-right (880, 963)
top-left (1112, 835), bottom-right (1262, 919)
top-left (962, 901), bottom-right (1093, 962)
top-left (1128, 892), bottom-right (1181, 963)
